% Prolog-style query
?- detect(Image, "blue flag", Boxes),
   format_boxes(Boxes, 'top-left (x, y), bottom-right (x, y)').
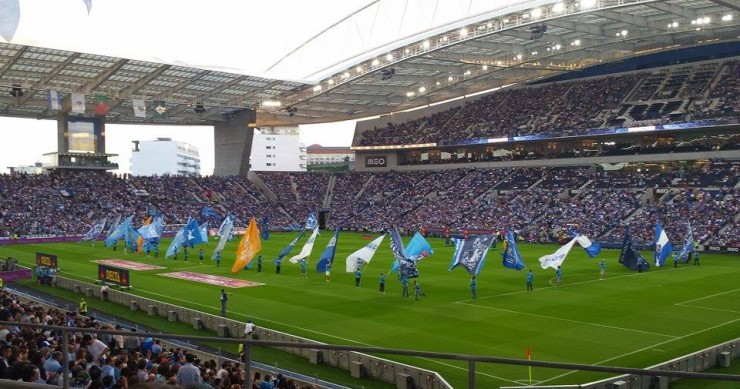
top-left (448, 235), bottom-right (495, 275)
top-left (81, 217), bottom-right (107, 242)
top-left (184, 218), bottom-right (204, 248)
top-left (199, 222), bottom-right (209, 244)
top-left (501, 231), bottom-right (526, 270)
top-left (389, 227), bottom-right (408, 262)
top-left (674, 223), bottom-right (694, 264)
top-left (166, 227), bottom-right (186, 258)
top-left (201, 206), bottom-right (218, 218)
top-left (619, 227), bottom-right (649, 271)
top-left (391, 231), bottom-right (433, 272)
top-left (305, 212), bottom-right (318, 230)
top-left (260, 215), bottom-right (270, 240)
top-left (277, 231), bottom-right (304, 261)
top-left (124, 223), bottom-right (140, 253)
top-left (105, 215), bottom-right (133, 247)
top-left (316, 228), bottom-right (339, 273)
top-left (568, 229), bottom-right (602, 258)
top-left (654, 221), bottom-right (673, 267)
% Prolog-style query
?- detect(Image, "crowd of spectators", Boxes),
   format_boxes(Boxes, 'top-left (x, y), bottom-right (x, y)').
top-left (0, 289), bottom-right (313, 388)
top-left (0, 160), bottom-right (737, 247)
top-left (357, 59), bottom-right (739, 148)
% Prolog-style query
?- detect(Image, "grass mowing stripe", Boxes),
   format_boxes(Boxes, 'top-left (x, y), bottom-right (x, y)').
top-left (455, 301), bottom-right (677, 338)
top-left (538, 318), bottom-right (740, 384)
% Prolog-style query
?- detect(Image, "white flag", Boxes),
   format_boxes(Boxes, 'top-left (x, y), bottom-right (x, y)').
top-left (71, 93), bottom-right (86, 114)
top-left (346, 235), bottom-right (385, 272)
top-left (46, 89), bottom-right (62, 111)
top-left (289, 227), bottom-right (319, 264)
top-left (539, 237), bottom-right (578, 269)
top-left (132, 98), bottom-right (146, 118)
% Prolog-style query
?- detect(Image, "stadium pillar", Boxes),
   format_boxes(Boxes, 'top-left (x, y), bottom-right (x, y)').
top-left (56, 113), bottom-right (107, 153)
top-left (213, 109), bottom-right (256, 176)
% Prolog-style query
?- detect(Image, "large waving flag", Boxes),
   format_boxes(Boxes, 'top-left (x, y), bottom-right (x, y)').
top-left (81, 217), bottom-right (107, 242)
top-left (346, 235), bottom-right (385, 272)
top-left (448, 235), bottom-right (496, 275)
top-left (105, 215), bottom-right (122, 240)
top-left (501, 231), bottom-right (526, 270)
top-left (184, 218), bottom-right (204, 248)
top-left (165, 227), bottom-right (186, 258)
top-left (619, 228), bottom-right (649, 271)
top-left (105, 215), bottom-right (133, 247)
top-left (389, 227), bottom-right (407, 261)
top-left (654, 221), bottom-right (673, 267)
top-left (211, 216), bottom-right (233, 260)
top-left (405, 232), bottom-right (434, 259)
top-left (199, 222), bottom-right (209, 244)
top-left (568, 229), bottom-right (602, 258)
top-left (136, 216), bottom-right (152, 253)
top-left (539, 237), bottom-right (577, 269)
top-left (278, 231), bottom-right (304, 261)
top-left (305, 212), bottom-right (318, 230)
top-left (124, 223), bottom-right (140, 253)
top-left (232, 217), bottom-right (262, 273)
top-left (260, 215), bottom-right (270, 240)
top-left (316, 228), bottom-right (339, 273)
top-left (216, 215), bottom-right (233, 236)
top-left (290, 227), bottom-right (319, 263)
top-left (390, 231), bottom-right (433, 273)
top-left (675, 223), bottom-right (694, 264)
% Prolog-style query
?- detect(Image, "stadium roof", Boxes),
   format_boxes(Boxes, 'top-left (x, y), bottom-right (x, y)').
top-left (0, 0), bottom-right (737, 126)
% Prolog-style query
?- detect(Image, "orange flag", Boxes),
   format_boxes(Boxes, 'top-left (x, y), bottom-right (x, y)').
top-left (525, 347), bottom-right (531, 360)
top-left (232, 217), bottom-right (262, 273)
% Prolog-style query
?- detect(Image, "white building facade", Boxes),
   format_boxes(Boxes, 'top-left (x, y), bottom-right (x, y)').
top-left (306, 144), bottom-right (354, 165)
top-left (250, 127), bottom-right (306, 171)
top-left (130, 138), bottom-right (200, 176)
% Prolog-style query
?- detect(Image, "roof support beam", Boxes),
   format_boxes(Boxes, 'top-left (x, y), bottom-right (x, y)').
top-left (599, 10), bottom-right (649, 28)
top-left (646, 2), bottom-right (697, 20)
top-left (545, 19), bottom-right (605, 37)
top-left (83, 59), bottom-right (127, 92)
top-left (709, 0), bottom-right (740, 11)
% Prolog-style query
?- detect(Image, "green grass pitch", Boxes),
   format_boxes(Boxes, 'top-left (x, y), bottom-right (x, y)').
top-left (2, 232), bottom-right (739, 388)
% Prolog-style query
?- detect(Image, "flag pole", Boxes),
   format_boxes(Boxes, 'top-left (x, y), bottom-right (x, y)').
top-left (526, 347), bottom-right (532, 385)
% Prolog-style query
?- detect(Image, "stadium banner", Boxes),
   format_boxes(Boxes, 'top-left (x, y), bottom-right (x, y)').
top-left (98, 264), bottom-right (130, 287)
top-left (704, 245), bottom-right (739, 253)
top-left (36, 252), bottom-right (58, 269)
top-left (365, 156), bottom-right (387, 167)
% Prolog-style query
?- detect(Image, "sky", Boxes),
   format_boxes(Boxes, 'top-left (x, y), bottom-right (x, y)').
top-left (0, 116), bottom-right (357, 175)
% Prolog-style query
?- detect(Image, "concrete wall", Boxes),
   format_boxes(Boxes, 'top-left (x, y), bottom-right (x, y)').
top-left (55, 276), bottom-right (452, 389)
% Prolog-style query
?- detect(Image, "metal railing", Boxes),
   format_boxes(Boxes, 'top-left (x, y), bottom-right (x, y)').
top-left (2, 322), bottom-right (739, 389)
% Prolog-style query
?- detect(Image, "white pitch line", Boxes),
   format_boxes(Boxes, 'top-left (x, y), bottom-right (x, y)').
top-left (674, 305), bottom-right (740, 314)
top-left (417, 357), bottom-right (523, 385)
top-left (456, 302), bottom-right (677, 338)
top-left (674, 287), bottom-right (740, 305)
top-left (537, 318), bottom-right (740, 384)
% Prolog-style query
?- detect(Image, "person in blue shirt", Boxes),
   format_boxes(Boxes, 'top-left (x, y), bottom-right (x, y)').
top-left (379, 272), bottom-right (386, 293)
top-left (526, 269), bottom-right (534, 291)
top-left (219, 289), bottom-right (230, 317)
top-left (354, 268), bottom-right (362, 287)
top-left (470, 276), bottom-right (477, 300)
top-left (183, 247), bottom-right (189, 262)
top-left (413, 280), bottom-right (425, 300)
top-left (401, 275), bottom-right (409, 297)
top-left (599, 259), bottom-right (607, 280)
top-left (299, 259), bottom-right (308, 278)
top-left (275, 257), bottom-right (282, 275)
top-left (257, 255), bottom-right (263, 272)
top-left (693, 251), bottom-right (700, 266)
top-left (153, 245), bottom-right (159, 259)
top-left (555, 266), bottom-right (562, 286)
top-left (173, 246), bottom-right (178, 260)
top-left (215, 250), bottom-right (221, 267)
top-left (199, 248), bottom-right (204, 264)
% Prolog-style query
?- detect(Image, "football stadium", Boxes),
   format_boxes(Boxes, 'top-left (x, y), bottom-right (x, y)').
top-left (0, 1), bottom-right (739, 389)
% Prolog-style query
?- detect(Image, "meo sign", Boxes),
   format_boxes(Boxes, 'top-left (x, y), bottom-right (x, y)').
top-left (365, 156), bottom-right (387, 167)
